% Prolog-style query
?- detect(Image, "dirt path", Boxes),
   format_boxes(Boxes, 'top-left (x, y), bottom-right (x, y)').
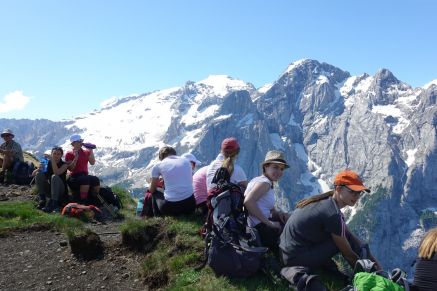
top-left (0, 185), bottom-right (147, 291)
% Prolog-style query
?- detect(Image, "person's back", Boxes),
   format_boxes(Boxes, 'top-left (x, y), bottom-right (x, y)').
top-left (280, 195), bottom-right (341, 258)
top-left (206, 137), bottom-right (247, 191)
top-left (155, 155), bottom-right (193, 201)
top-left (414, 228), bottom-right (437, 291)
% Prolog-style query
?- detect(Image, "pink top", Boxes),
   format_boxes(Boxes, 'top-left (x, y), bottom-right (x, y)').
top-left (65, 148), bottom-right (91, 175)
top-left (193, 166), bottom-right (208, 205)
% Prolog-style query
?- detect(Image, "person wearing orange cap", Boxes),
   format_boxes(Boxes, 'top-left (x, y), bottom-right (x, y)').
top-left (206, 137), bottom-right (248, 191)
top-left (279, 169), bottom-right (381, 280)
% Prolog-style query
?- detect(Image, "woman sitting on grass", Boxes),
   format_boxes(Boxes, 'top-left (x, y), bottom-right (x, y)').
top-left (279, 169), bottom-right (381, 278)
top-left (244, 150), bottom-right (290, 251)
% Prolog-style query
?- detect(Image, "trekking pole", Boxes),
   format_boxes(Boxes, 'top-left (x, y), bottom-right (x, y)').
top-left (29, 176), bottom-right (36, 186)
top-left (96, 193), bottom-right (118, 218)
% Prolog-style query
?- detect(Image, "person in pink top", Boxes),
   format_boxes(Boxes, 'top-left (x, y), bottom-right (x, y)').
top-left (192, 166), bottom-right (208, 215)
top-left (65, 134), bottom-right (100, 204)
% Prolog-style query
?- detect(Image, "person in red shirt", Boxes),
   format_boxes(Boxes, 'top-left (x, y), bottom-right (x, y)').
top-left (65, 134), bottom-right (100, 204)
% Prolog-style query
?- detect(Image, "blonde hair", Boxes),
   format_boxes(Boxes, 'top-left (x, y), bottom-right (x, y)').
top-left (221, 148), bottom-right (240, 176)
top-left (418, 228), bottom-right (437, 259)
top-left (295, 190), bottom-right (334, 209)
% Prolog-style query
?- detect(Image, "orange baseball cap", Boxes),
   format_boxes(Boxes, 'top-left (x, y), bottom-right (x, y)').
top-left (334, 170), bottom-right (370, 192)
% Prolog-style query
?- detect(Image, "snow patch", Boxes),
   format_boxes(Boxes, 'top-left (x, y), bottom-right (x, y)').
top-left (213, 114), bottom-right (232, 122)
top-left (284, 59), bottom-right (308, 74)
top-left (402, 228), bottom-right (425, 251)
top-left (423, 79), bottom-right (437, 89)
top-left (406, 149), bottom-right (418, 167)
top-left (316, 75), bottom-right (329, 85)
top-left (196, 75), bottom-right (253, 97)
top-left (257, 83), bottom-right (272, 94)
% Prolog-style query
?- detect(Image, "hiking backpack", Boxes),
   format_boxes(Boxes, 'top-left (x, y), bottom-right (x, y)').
top-left (201, 167), bottom-right (267, 277)
top-left (341, 259), bottom-right (411, 291)
top-left (12, 161), bottom-right (35, 185)
top-left (98, 186), bottom-right (122, 210)
top-left (61, 203), bottom-right (103, 222)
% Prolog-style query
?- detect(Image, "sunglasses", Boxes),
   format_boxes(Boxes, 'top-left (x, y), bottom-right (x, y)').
top-left (342, 185), bottom-right (364, 198)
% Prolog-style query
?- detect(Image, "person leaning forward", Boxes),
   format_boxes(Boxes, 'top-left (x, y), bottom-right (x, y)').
top-left (279, 169), bottom-right (382, 281)
top-left (148, 146), bottom-right (196, 216)
top-left (0, 129), bottom-right (24, 183)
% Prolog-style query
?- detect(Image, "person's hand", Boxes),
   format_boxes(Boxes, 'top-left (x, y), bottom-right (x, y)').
top-left (277, 212), bottom-right (290, 224)
top-left (268, 221), bottom-right (282, 234)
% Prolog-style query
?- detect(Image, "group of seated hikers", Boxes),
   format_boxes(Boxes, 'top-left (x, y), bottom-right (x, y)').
top-left (0, 129), bottom-right (102, 213)
top-left (142, 136), bottom-right (437, 290)
top-left (1, 129), bottom-right (436, 289)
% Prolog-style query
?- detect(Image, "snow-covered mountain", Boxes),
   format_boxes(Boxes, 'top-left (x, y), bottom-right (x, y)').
top-left (2, 59), bottom-right (436, 273)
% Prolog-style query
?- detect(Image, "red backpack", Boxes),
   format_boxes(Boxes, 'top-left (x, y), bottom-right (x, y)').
top-left (61, 203), bottom-right (102, 221)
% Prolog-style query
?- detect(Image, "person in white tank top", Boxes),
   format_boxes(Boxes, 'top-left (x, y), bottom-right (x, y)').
top-left (244, 150), bottom-right (290, 250)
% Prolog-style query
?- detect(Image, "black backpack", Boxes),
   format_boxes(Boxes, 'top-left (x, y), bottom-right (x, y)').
top-left (98, 186), bottom-right (122, 209)
top-left (200, 167), bottom-right (267, 277)
top-left (12, 161), bottom-right (35, 185)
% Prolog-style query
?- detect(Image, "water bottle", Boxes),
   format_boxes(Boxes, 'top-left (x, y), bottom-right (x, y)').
top-left (40, 157), bottom-right (49, 173)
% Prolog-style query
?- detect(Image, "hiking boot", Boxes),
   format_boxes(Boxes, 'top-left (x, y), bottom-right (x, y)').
top-left (37, 200), bottom-right (47, 210)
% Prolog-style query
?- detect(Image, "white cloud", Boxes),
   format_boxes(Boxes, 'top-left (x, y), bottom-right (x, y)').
top-left (0, 91), bottom-right (31, 113)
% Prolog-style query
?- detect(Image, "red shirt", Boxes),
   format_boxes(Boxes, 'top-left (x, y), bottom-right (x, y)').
top-left (65, 148), bottom-right (91, 175)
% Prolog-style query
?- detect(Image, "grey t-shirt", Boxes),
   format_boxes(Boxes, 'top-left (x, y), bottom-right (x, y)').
top-left (279, 197), bottom-right (345, 257)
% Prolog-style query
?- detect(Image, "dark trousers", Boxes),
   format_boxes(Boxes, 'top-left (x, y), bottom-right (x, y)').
top-left (255, 223), bottom-right (281, 251)
top-left (281, 230), bottom-right (366, 269)
top-left (152, 191), bottom-right (196, 216)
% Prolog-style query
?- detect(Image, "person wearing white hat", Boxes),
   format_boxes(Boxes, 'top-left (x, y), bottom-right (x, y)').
top-left (244, 150), bottom-right (290, 251)
top-left (181, 153), bottom-right (201, 172)
top-left (65, 134), bottom-right (100, 203)
top-left (0, 129), bottom-right (24, 184)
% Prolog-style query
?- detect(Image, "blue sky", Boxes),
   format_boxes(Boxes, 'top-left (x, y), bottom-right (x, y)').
top-left (1, 0), bottom-right (436, 121)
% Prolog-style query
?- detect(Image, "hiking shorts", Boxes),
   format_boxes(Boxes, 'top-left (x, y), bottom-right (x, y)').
top-left (67, 173), bottom-right (100, 191)
top-left (152, 191), bottom-right (196, 216)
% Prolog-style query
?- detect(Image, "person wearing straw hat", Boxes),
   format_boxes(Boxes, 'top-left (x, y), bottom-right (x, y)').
top-left (279, 169), bottom-right (381, 279)
top-left (0, 129), bottom-right (24, 183)
top-left (244, 150), bottom-right (290, 250)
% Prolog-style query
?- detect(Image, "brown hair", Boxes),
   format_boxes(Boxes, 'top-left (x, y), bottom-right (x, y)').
top-left (295, 190), bottom-right (334, 209)
top-left (418, 228), bottom-right (437, 259)
top-left (158, 146), bottom-right (177, 161)
top-left (221, 148), bottom-right (240, 176)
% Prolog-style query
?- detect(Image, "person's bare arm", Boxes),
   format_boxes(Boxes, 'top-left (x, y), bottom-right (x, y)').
top-left (331, 233), bottom-right (360, 267)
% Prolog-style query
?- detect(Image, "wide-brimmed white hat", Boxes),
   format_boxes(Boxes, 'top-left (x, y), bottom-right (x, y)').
top-left (181, 153), bottom-right (201, 165)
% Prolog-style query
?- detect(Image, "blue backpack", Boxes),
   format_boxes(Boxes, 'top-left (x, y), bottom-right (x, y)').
top-left (12, 161), bottom-right (35, 185)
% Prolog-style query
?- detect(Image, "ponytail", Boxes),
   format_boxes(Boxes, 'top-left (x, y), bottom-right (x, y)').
top-left (295, 190), bottom-right (334, 209)
top-left (221, 148), bottom-right (240, 176)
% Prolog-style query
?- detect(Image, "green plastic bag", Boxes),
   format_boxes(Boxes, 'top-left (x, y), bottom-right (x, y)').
top-left (353, 272), bottom-right (404, 291)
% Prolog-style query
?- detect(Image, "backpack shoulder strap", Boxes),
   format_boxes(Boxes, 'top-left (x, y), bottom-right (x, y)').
top-left (212, 167), bottom-right (231, 184)
top-left (354, 259), bottom-right (376, 274)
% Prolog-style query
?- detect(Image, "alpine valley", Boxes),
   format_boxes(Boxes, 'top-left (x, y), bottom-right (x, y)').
top-left (2, 59), bottom-right (437, 274)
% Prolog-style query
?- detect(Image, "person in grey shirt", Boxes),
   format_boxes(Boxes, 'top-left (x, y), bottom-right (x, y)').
top-left (0, 129), bottom-right (24, 183)
top-left (280, 169), bottom-right (381, 274)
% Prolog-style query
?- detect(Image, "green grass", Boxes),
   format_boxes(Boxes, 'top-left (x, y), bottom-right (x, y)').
top-left (0, 201), bottom-right (83, 235)
top-left (112, 185), bottom-right (136, 219)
